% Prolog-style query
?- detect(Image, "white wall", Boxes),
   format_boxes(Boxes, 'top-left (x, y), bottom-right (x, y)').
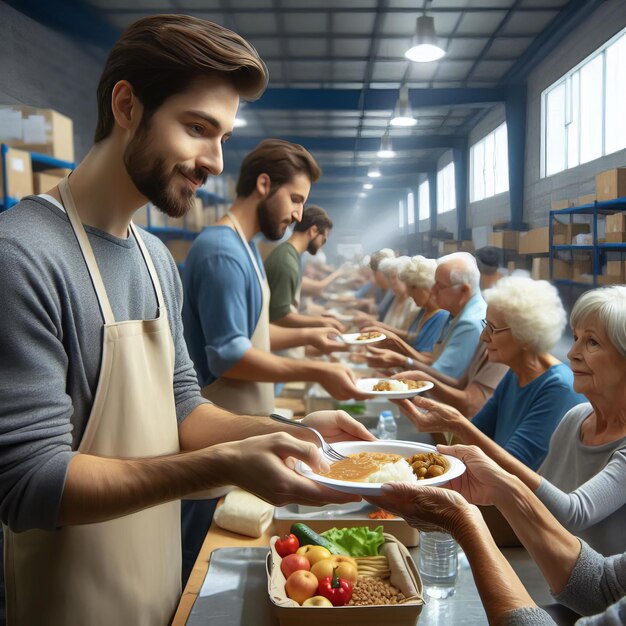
top-left (524, 0), bottom-right (626, 226)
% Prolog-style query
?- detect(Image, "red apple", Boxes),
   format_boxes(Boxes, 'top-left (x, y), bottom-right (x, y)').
top-left (285, 570), bottom-right (319, 605)
top-left (280, 553), bottom-right (311, 579)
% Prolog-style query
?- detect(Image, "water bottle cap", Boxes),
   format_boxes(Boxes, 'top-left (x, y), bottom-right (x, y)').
top-left (381, 410), bottom-right (394, 418)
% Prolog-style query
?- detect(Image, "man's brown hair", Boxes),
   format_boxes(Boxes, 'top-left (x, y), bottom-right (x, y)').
top-left (94, 14), bottom-right (268, 142)
top-left (294, 205), bottom-right (333, 233)
top-left (236, 139), bottom-right (322, 198)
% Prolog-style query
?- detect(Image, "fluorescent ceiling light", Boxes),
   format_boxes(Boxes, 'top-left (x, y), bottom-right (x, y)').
top-left (358, 192), bottom-right (367, 198)
top-left (377, 131), bottom-right (396, 158)
top-left (405, 15), bottom-right (446, 63)
top-left (367, 165), bottom-right (382, 178)
top-left (363, 183), bottom-right (374, 190)
top-left (390, 85), bottom-right (417, 127)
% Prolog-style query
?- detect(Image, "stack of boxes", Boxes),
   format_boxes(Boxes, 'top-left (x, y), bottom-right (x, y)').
top-left (0, 106), bottom-right (74, 205)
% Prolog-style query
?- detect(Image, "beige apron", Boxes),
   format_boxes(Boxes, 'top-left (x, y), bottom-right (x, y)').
top-left (4, 178), bottom-right (181, 626)
top-left (201, 211), bottom-right (275, 416)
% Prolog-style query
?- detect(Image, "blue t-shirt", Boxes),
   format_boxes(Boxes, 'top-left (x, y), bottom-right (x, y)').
top-left (378, 290), bottom-right (394, 320)
top-left (182, 226), bottom-right (264, 387)
top-left (432, 292), bottom-right (486, 379)
top-left (408, 309), bottom-right (450, 352)
top-left (471, 363), bottom-right (586, 470)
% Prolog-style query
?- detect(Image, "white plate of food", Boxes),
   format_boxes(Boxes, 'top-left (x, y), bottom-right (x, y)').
top-left (295, 440), bottom-right (466, 496)
top-left (340, 331), bottom-right (386, 345)
top-left (356, 377), bottom-right (434, 399)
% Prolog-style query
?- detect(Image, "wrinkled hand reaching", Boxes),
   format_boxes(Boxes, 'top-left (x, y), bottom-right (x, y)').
top-left (365, 482), bottom-right (476, 534)
top-left (437, 444), bottom-right (516, 507)
top-left (365, 346), bottom-right (406, 369)
top-left (394, 395), bottom-right (465, 434)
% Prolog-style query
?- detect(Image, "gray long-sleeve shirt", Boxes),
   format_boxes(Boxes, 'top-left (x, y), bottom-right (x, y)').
top-left (0, 196), bottom-right (207, 532)
top-left (504, 541), bottom-right (626, 625)
top-left (536, 404), bottom-right (626, 556)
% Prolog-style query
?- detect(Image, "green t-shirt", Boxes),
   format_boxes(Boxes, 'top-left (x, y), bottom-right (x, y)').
top-left (264, 241), bottom-right (301, 322)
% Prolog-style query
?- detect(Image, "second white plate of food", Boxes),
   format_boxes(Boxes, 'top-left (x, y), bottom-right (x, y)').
top-left (356, 377), bottom-right (434, 399)
top-left (340, 332), bottom-right (386, 345)
top-left (295, 440), bottom-right (466, 496)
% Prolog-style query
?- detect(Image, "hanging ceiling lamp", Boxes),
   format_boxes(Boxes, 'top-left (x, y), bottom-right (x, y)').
top-left (405, 9), bottom-right (446, 63)
top-left (390, 85), bottom-right (417, 127)
top-left (367, 165), bottom-right (382, 178)
top-left (377, 130), bottom-right (396, 158)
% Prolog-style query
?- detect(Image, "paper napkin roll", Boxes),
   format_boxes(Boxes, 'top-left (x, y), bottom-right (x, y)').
top-left (213, 488), bottom-right (275, 538)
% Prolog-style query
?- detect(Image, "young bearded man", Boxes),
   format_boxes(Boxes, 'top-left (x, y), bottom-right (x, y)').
top-left (0, 16), bottom-right (371, 626)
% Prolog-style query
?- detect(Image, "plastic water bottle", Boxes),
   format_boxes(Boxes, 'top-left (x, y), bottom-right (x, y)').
top-left (377, 410), bottom-right (397, 440)
top-left (418, 530), bottom-right (459, 599)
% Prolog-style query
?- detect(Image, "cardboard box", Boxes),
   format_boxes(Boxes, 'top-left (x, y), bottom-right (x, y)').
top-left (165, 239), bottom-right (193, 264)
top-left (1, 106), bottom-right (74, 162)
top-left (575, 194), bottom-right (596, 206)
top-left (550, 199), bottom-right (576, 211)
top-left (597, 274), bottom-right (624, 285)
top-left (531, 257), bottom-right (572, 281)
top-left (32, 171), bottom-right (64, 194)
top-left (606, 213), bottom-right (626, 233)
top-left (268, 534), bottom-right (423, 625)
top-left (438, 240), bottom-right (460, 255)
top-left (596, 168), bottom-right (626, 201)
top-left (0, 146), bottom-right (33, 202)
top-left (573, 233), bottom-right (593, 245)
top-left (605, 232), bottom-right (626, 243)
top-left (552, 222), bottom-right (590, 240)
top-left (606, 261), bottom-right (625, 281)
top-left (518, 227), bottom-right (549, 255)
top-left (490, 230), bottom-right (519, 250)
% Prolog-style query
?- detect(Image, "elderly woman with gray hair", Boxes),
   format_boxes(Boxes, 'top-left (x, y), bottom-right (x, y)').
top-left (363, 255), bottom-right (450, 368)
top-left (399, 284), bottom-right (626, 556)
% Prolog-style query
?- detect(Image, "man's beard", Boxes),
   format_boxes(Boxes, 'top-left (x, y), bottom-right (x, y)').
top-left (306, 236), bottom-right (321, 255)
top-left (124, 119), bottom-right (207, 219)
top-left (257, 193), bottom-right (292, 241)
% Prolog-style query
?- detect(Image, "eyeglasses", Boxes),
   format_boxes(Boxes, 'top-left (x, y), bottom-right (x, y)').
top-left (433, 281), bottom-right (460, 291)
top-left (481, 319), bottom-right (511, 337)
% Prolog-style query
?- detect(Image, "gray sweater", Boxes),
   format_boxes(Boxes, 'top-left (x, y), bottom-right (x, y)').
top-left (0, 196), bottom-right (207, 532)
top-left (504, 541), bottom-right (626, 625)
top-left (536, 404), bottom-right (626, 556)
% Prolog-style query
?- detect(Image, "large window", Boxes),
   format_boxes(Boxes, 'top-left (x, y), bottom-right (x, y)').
top-left (437, 162), bottom-right (456, 214)
top-left (407, 191), bottom-right (415, 226)
top-left (542, 27), bottom-right (626, 177)
top-left (398, 198), bottom-right (405, 229)
top-left (418, 179), bottom-right (430, 220)
top-left (470, 122), bottom-right (509, 202)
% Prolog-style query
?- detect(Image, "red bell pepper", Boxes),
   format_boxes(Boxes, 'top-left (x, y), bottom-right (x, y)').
top-left (318, 570), bottom-right (353, 606)
top-left (275, 533), bottom-right (300, 557)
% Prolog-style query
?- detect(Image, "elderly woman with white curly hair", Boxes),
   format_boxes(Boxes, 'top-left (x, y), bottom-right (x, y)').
top-left (362, 255), bottom-right (450, 366)
top-left (398, 276), bottom-right (583, 472)
top-left (373, 256), bottom-right (420, 332)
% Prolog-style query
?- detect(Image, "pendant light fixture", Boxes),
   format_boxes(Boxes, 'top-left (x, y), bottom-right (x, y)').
top-left (390, 85), bottom-right (417, 127)
top-left (367, 165), bottom-right (382, 178)
top-left (405, 2), bottom-right (446, 63)
top-left (377, 130), bottom-right (396, 158)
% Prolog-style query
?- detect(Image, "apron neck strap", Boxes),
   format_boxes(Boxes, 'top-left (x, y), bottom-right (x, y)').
top-left (226, 211), bottom-right (265, 287)
top-left (129, 221), bottom-right (165, 310)
top-left (58, 177), bottom-right (116, 325)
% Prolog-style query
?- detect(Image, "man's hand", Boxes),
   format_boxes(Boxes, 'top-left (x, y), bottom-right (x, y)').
top-left (365, 482), bottom-right (478, 534)
top-left (302, 409), bottom-right (376, 443)
top-left (219, 433), bottom-right (361, 506)
top-left (438, 444), bottom-right (515, 507)
top-left (316, 363), bottom-right (368, 400)
top-left (305, 327), bottom-right (347, 353)
top-left (315, 316), bottom-right (345, 332)
top-left (365, 346), bottom-right (406, 369)
top-left (394, 395), bottom-right (465, 434)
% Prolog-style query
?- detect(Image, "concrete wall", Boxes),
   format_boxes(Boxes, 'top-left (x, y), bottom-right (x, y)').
top-left (0, 1), bottom-right (105, 161)
top-left (524, 0), bottom-right (626, 227)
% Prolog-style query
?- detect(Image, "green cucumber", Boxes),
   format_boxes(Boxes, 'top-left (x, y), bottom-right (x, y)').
top-left (290, 522), bottom-right (350, 556)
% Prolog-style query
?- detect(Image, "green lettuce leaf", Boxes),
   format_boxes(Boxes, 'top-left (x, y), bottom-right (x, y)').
top-left (320, 526), bottom-right (385, 557)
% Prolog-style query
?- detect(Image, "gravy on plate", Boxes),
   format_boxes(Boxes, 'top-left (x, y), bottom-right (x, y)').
top-left (322, 452), bottom-right (403, 482)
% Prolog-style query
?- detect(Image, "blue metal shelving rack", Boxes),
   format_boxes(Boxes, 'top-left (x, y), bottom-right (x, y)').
top-left (549, 197), bottom-right (626, 287)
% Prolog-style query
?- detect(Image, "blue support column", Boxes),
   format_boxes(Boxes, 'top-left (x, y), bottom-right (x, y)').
top-left (453, 143), bottom-right (468, 241)
top-left (505, 85), bottom-right (527, 231)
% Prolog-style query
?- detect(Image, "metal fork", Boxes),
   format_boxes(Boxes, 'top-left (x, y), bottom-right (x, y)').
top-left (270, 413), bottom-right (347, 461)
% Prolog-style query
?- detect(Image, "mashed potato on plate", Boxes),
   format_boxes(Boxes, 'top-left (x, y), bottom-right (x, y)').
top-left (366, 459), bottom-right (418, 484)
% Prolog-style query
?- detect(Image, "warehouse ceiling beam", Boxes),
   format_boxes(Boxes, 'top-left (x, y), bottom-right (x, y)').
top-left (226, 135), bottom-right (464, 151)
top-left (314, 161), bottom-right (436, 180)
top-left (245, 88), bottom-right (505, 111)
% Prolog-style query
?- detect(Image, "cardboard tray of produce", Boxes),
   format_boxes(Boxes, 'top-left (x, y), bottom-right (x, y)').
top-left (274, 503), bottom-right (420, 547)
top-left (267, 533), bottom-right (423, 626)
